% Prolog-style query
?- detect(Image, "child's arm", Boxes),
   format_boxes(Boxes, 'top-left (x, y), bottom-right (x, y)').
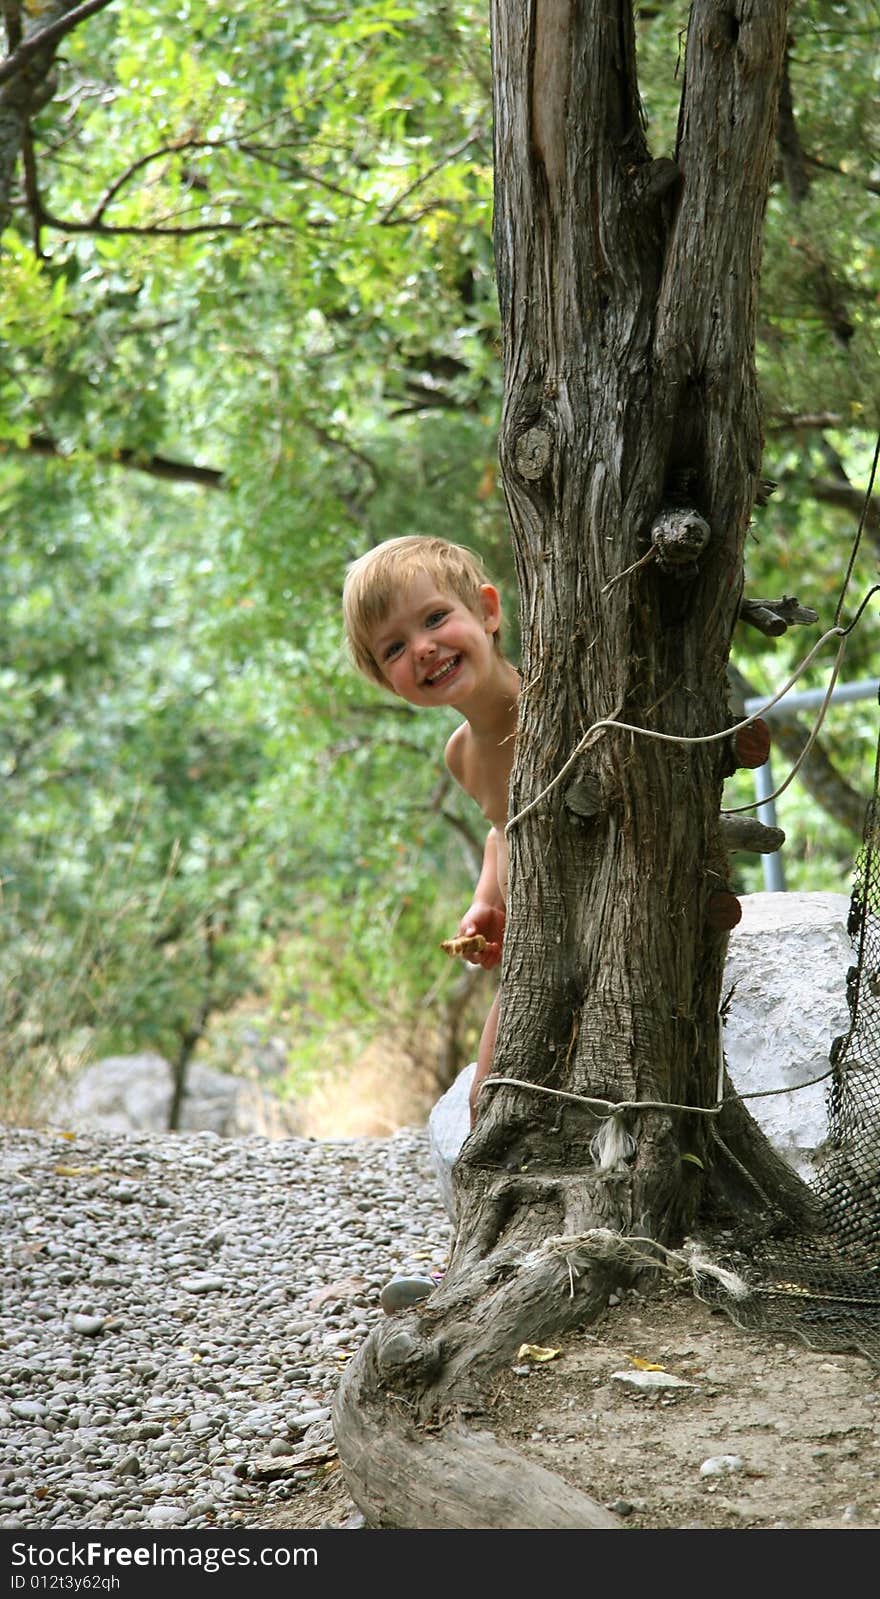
top-left (456, 827), bottom-right (505, 969)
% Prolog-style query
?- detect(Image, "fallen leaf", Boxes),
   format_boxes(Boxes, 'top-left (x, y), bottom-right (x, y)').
top-left (516, 1343), bottom-right (561, 1362)
top-left (14, 1242), bottom-right (47, 1261)
top-left (629, 1356), bottom-right (666, 1372)
top-left (54, 1165), bottom-right (102, 1177)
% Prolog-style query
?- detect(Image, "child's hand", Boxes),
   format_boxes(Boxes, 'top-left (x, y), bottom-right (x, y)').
top-left (457, 902), bottom-right (505, 968)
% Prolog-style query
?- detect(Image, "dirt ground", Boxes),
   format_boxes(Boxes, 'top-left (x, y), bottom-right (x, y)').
top-left (245, 1280), bottom-right (880, 1533)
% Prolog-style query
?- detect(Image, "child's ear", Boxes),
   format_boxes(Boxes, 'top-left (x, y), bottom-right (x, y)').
top-left (478, 584), bottom-right (501, 635)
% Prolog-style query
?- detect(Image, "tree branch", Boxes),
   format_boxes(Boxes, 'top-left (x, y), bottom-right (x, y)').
top-left (805, 152), bottom-right (880, 198)
top-left (765, 411), bottom-right (845, 432)
top-left (808, 476), bottom-right (880, 541)
top-left (0, 0), bottom-right (115, 89)
top-left (738, 595), bottom-right (818, 637)
top-left (776, 45), bottom-right (855, 348)
top-left (11, 433), bottom-right (225, 488)
top-left (34, 193), bottom-right (297, 237)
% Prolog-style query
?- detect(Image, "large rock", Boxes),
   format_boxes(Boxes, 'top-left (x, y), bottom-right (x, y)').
top-left (48, 1052), bottom-right (302, 1139)
top-left (723, 890), bottom-right (851, 1179)
top-left (429, 1060), bottom-right (477, 1221)
top-left (429, 891), bottom-right (853, 1219)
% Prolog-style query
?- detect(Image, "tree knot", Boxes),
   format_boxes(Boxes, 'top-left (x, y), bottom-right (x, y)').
top-left (564, 773), bottom-right (602, 821)
top-left (377, 1327), bottom-right (443, 1380)
top-left (513, 426), bottom-right (552, 481)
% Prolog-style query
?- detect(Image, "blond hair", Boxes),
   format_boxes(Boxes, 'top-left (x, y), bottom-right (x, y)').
top-left (342, 535), bottom-right (500, 686)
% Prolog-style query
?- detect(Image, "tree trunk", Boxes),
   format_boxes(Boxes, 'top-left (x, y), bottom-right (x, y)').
top-left (335, 0), bottom-right (817, 1528)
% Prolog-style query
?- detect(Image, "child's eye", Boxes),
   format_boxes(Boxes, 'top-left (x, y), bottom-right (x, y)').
top-left (426, 610), bottom-right (449, 627)
top-left (383, 641), bottom-right (404, 661)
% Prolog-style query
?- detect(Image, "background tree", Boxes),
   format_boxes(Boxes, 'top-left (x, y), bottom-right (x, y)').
top-left (333, 0), bottom-right (878, 1528)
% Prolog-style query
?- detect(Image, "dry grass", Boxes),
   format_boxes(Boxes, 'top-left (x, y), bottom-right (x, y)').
top-left (297, 1032), bottom-right (444, 1139)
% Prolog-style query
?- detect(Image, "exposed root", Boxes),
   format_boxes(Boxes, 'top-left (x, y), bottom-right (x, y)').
top-left (331, 1389), bottom-right (621, 1529)
top-left (332, 1219), bottom-right (640, 1527)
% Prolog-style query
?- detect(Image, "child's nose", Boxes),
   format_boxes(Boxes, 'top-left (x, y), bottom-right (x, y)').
top-left (415, 634), bottom-right (436, 658)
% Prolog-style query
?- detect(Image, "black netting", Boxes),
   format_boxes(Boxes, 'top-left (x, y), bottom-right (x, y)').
top-left (818, 793), bottom-right (880, 1257)
top-left (701, 711), bottom-right (880, 1364)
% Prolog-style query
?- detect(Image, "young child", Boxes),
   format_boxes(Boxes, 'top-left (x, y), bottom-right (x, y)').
top-left (343, 535), bottom-right (520, 1126)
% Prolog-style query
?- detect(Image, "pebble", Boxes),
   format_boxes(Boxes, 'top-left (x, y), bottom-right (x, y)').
top-left (0, 1124), bottom-right (452, 1529)
top-left (68, 1314), bottom-right (107, 1336)
top-left (610, 1369), bottom-right (697, 1391)
top-left (379, 1275), bottom-right (436, 1313)
top-left (699, 1454), bottom-right (745, 1478)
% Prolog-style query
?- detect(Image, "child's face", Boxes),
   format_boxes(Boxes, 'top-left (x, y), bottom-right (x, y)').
top-left (368, 571), bottom-right (501, 708)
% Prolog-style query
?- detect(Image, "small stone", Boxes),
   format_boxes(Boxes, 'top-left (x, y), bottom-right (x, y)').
top-left (145, 1504), bottom-right (183, 1527)
top-left (68, 1314), bottom-right (107, 1337)
top-left (178, 1275), bottom-right (226, 1294)
top-left (699, 1454), bottom-right (745, 1478)
top-left (379, 1276), bottom-right (435, 1314)
top-left (10, 1400), bottom-right (46, 1420)
top-left (608, 1498), bottom-right (635, 1517)
top-left (611, 1370), bottom-right (697, 1391)
top-left (290, 1408), bottom-right (331, 1431)
top-left (136, 1423), bottom-right (164, 1440)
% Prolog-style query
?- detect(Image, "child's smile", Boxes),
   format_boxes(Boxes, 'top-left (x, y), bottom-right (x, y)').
top-left (423, 653), bottom-right (463, 688)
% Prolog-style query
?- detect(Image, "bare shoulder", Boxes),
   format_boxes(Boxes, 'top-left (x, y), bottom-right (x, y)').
top-left (444, 721), bottom-right (469, 782)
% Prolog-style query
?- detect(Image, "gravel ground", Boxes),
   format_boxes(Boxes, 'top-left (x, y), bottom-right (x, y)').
top-left (0, 1123), bottom-right (452, 1530)
top-left (7, 1121), bottom-right (877, 1536)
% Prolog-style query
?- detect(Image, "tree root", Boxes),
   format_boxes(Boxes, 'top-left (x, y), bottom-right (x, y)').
top-left (332, 1233), bottom-right (633, 1528)
top-left (333, 1081), bottom-right (824, 1528)
top-left (332, 1385), bottom-right (621, 1529)
top-left (333, 1245), bottom-right (622, 1528)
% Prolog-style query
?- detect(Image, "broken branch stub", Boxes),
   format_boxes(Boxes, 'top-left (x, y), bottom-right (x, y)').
top-left (739, 595), bottom-right (819, 636)
top-left (718, 814), bottom-right (785, 854)
top-left (650, 507), bottom-right (711, 571)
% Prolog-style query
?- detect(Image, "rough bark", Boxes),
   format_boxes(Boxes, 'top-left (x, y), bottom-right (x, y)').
top-left (335, 1), bottom-right (816, 1528)
top-left (463, 0), bottom-right (797, 1247)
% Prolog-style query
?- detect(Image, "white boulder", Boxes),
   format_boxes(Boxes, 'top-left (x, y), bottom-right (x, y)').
top-left (47, 1052), bottom-right (302, 1139)
top-left (723, 891), bottom-right (851, 1179)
